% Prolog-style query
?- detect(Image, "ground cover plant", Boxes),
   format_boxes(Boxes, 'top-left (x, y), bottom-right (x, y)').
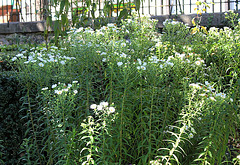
top-left (1, 12), bottom-right (240, 164)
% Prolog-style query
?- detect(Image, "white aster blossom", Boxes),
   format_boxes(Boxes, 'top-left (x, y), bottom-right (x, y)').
top-left (216, 92), bottom-right (226, 98)
top-left (90, 104), bottom-right (97, 109)
top-left (101, 52), bottom-right (107, 56)
top-left (42, 87), bottom-right (48, 90)
top-left (52, 84), bottom-right (57, 88)
top-left (188, 133), bottom-right (194, 139)
top-left (39, 63), bottom-right (44, 67)
top-left (11, 57), bottom-right (17, 61)
top-left (60, 60), bottom-right (66, 65)
top-left (100, 101), bottom-right (109, 107)
top-left (55, 90), bottom-right (63, 95)
top-left (109, 107), bottom-right (115, 113)
top-left (209, 97), bottom-right (216, 101)
top-left (102, 58), bottom-right (107, 62)
top-left (97, 105), bottom-right (103, 110)
top-left (117, 62), bottom-right (123, 66)
top-left (189, 83), bottom-right (202, 89)
top-left (16, 53), bottom-right (24, 57)
top-left (121, 43), bottom-right (126, 47)
top-left (73, 90), bottom-right (78, 94)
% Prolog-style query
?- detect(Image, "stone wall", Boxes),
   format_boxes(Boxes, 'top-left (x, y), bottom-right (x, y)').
top-left (0, 12), bottom-right (236, 46)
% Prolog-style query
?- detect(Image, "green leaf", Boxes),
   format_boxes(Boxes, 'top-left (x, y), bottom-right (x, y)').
top-left (118, 8), bottom-right (128, 20)
top-left (134, 0), bottom-right (141, 11)
top-left (60, 0), bottom-right (65, 14)
top-left (46, 16), bottom-right (52, 27)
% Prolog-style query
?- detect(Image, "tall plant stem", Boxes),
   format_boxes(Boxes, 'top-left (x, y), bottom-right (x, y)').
top-left (26, 84), bottom-right (42, 165)
top-left (120, 87), bottom-right (126, 162)
top-left (140, 78), bottom-right (144, 157)
top-left (148, 76), bottom-right (156, 162)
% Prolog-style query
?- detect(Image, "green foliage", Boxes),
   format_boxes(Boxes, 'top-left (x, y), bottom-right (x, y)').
top-left (4, 13), bottom-right (240, 164)
top-left (0, 72), bottom-right (27, 164)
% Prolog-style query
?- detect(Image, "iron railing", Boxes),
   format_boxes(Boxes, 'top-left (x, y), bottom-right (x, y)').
top-left (0, 0), bottom-right (239, 23)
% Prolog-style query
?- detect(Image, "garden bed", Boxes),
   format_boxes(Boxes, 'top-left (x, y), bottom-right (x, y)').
top-left (1, 12), bottom-right (240, 164)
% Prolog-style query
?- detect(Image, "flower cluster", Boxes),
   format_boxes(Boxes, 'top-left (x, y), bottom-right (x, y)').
top-left (189, 81), bottom-right (232, 101)
top-left (42, 80), bottom-right (79, 95)
top-left (12, 46), bottom-right (76, 67)
top-left (90, 102), bottom-right (115, 115)
top-left (150, 159), bottom-right (162, 165)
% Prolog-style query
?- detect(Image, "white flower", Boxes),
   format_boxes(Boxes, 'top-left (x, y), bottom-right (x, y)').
top-left (117, 62), bottom-right (123, 66)
top-left (167, 56), bottom-right (174, 61)
top-left (165, 61), bottom-right (174, 67)
top-left (90, 104), bottom-right (97, 109)
top-left (72, 81), bottom-right (78, 83)
top-left (97, 105), bottom-right (103, 110)
top-left (209, 96), bottom-right (216, 101)
top-left (68, 84), bottom-right (72, 88)
top-left (102, 58), bottom-right (107, 62)
top-left (237, 155), bottom-right (240, 160)
top-left (207, 85), bottom-right (215, 92)
top-left (137, 58), bottom-right (142, 65)
top-left (188, 133), bottom-right (194, 139)
top-left (199, 93), bottom-right (207, 97)
top-left (189, 83), bottom-right (202, 89)
top-left (195, 61), bottom-right (201, 66)
top-left (101, 52), bottom-right (107, 56)
top-left (141, 66), bottom-right (146, 70)
top-left (11, 57), bottom-right (17, 61)
top-left (42, 87), bottom-right (48, 90)
top-left (121, 43), bottom-right (126, 47)
top-left (73, 90), bottom-right (78, 94)
top-left (120, 53), bottom-right (127, 58)
top-left (55, 90), bottom-right (63, 95)
top-left (149, 47), bottom-right (155, 51)
top-left (198, 117), bottom-right (202, 120)
top-left (63, 88), bottom-right (69, 92)
top-left (216, 92), bottom-right (226, 98)
top-left (60, 60), bottom-right (65, 65)
top-left (39, 63), bottom-right (44, 67)
top-left (107, 23), bottom-right (116, 27)
top-left (100, 101), bottom-right (108, 107)
top-left (230, 98), bottom-right (233, 102)
top-left (109, 107), bottom-right (115, 113)
top-left (52, 84), bottom-right (57, 88)
top-left (16, 53), bottom-right (23, 57)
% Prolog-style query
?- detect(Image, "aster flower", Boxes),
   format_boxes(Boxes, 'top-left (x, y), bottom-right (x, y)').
top-left (39, 63), bottom-right (44, 67)
top-left (188, 133), bottom-right (194, 139)
top-left (55, 90), bottom-right (63, 95)
top-left (100, 101), bottom-right (108, 107)
top-left (117, 62), bottom-right (123, 66)
top-left (52, 84), bottom-right (57, 88)
top-left (216, 92), bottom-right (226, 98)
top-left (90, 104), bottom-right (97, 109)
top-left (109, 107), bottom-right (115, 113)
top-left (42, 87), bottom-right (48, 90)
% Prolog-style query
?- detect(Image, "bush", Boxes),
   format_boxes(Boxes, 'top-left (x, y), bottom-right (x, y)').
top-left (0, 72), bottom-right (27, 164)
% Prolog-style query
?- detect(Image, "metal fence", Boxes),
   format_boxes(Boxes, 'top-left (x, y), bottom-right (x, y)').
top-left (0, 0), bottom-right (240, 23)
